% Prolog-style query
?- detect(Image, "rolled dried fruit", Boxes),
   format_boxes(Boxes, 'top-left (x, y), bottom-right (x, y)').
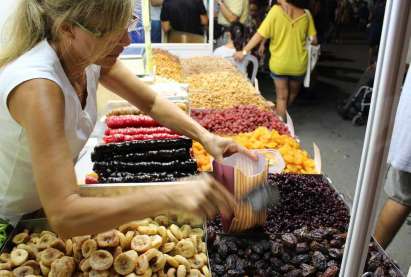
top-left (106, 115), bottom-right (159, 129)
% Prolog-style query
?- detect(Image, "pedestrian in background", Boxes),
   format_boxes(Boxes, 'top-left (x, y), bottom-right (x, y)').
top-left (150, 0), bottom-right (163, 43)
top-left (234, 0), bottom-right (318, 120)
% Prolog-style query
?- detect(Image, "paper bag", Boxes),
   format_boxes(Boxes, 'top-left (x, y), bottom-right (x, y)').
top-left (213, 153), bottom-right (268, 233)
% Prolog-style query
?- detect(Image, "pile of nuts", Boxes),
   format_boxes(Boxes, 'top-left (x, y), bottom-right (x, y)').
top-left (153, 49), bottom-right (183, 83)
top-left (181, 57), bottom-right (237, 76)
top-left (0, 216), bottom-right (210, 277)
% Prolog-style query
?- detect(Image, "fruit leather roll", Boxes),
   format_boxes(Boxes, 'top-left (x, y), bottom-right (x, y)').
top-left (98, 171), bottom-right (195, 183)
top-left (213, 153), bottom-right (268, 233)
top-left (93, 159), bottom-right (198, 175)
top-left (91, 148), bottom-right (191, 163)
top-left (92, 138), bottom-right (192, 158)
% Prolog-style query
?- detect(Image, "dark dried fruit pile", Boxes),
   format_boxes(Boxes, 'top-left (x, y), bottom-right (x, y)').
top-left (207, 228), bottom-right (402, 277)
top-left (208, 174), bottom-right (350, 234)
top-left (265, 174), bottom-right (350, 233)
top-left (191, 105), bottom-right (290, 136)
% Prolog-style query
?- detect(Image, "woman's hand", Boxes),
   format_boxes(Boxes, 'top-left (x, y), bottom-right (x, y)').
top-left (201, 133), bottom-right (256, 162)
top-left (258, 43), bottom-right (265, 57)
top-left (166, 173), bottom-right (237, 219)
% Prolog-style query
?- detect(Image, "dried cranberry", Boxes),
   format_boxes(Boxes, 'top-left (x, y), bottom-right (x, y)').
top-left (300, 263), bottom-right (316, 276)
top-left (312, 251), bottom-right (327, 271)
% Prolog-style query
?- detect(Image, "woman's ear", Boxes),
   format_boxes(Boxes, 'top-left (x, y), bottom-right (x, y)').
top-left (59, 21), bottom-right (76, 40)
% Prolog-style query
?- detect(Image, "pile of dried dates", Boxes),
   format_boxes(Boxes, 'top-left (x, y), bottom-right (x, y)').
top-left (207, 227), bottom-right (401, 277)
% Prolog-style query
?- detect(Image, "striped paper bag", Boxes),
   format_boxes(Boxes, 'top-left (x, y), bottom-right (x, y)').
top-left (213, 153), bottom-right (268, 233)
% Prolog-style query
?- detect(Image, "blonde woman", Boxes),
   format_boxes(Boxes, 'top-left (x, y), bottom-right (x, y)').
top-left (0, 0), bottom-right (248, 237)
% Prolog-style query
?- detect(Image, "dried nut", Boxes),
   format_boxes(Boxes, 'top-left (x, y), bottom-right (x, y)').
top-left (137, 225), bottom-right (158, 235)
top-left (190, 254), bottom-right (206, 269)
top-left (13, 233), bottom-right (30, 245)
top-left (167, 268), bottom-right (176, 277)
top-left (124, 231), bottom-right (135, 250)
top-left (0, 254), bottom-right (10, 263)
top-left (151, 235), bottom-right (163, 249)
top-left (201, 266), bottom-right (211, 277)
top-left (96, 230), bottom-right (120, 248)
top-left (16, 244), bottom-right (37, 259)
top-left (175, 239), bottom-right (196, 258)
top-left (180, 225), bottom-right (191, 239)
top-left (135, 255), bottom-right (149, 275)
top-left (37, 234), bottom-right (57, 250)
top-left (166, 230), bottom-right (178, 243)
top-left (189, 269), bottom-right (203, 277)
top-left (0, 270), bottom-right (13, 277)
top-left (165, 254), bottom-right (179, 268)
top-left (72, 243), bottom-right (83, 262)
top-left (169, 225), bottom-right (182, 241)
top-left (12, 266), bottom-right (34, 277)
top-left (81, 239), bottom-right (97, 258)
top-left (40, 262), bottom-right (50, 276)
top-left (177, 265), bottom-right (186, 277)
top-left (116, 231), bottom-right (127, 250)
top-left (125, 273), bottom-right (138, 277)
top-left (174, 255), bottom-right (191, 271)
top-left (112, 246), bottom-right (123, 259)
top-left (197, 242), bottom-right (206, 254)
top-left (189, 229), bottom-right (203, 238)
top-left (72, 236), bottom-right (91, 248)
top-left (131, 235), bottom-right (152, 253)
top-left (79, 258), bottom-right (92, 272)
top-left (157, 227), bottom-right (168, 243)
top-left (160, 242), bottom-right (175, 254)
top-left (188, 235), bottom-right (198, 252)
top-left (119, 222), bottom-right (140, 233)
top-left (40, 248), bottom-right (64, 267)
top-left (114, 250), bottom-right (138, 275)
top-left (40, 231), bottom-right (56, 238)
top-left (89, 250), bottom-right (113, 271)
top-left (50, 256), bottom-right (76, 276)
top-left (0, 263), bottom-right (12, 271)
top-left (137, 267), bottom-right (152, 277)
top-left (50, 239), bottom-right (66, 253)
top-left (89, 269), bottom-right (110, 277)
top-left (65, 239), bottom-right (73, 256)
top-left (22, 260), bottom-right (41, 275)
top-left (154, 216), bottom-right (170, 226)
top-left (136, 218), bottom-right (155, 226)
top-left (11, 248), bottom-right (29, 266)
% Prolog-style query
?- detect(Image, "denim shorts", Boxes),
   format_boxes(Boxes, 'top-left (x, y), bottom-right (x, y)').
top-left (385, 166), bottom-right (411, 207)
top-left (270, 72), bottom-right (305, 81)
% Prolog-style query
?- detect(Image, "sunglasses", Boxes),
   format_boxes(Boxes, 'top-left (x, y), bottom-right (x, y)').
top-left (73, 18), bottom-right (139, 38)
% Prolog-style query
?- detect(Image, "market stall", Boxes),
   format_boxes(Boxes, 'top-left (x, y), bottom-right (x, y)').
top-left (0, 1), bottom-right (409, 276)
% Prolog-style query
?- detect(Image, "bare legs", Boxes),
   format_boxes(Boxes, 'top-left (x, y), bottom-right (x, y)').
top-left (274, 79), bottom-right (302, 120)
top-left (374, 198), bottom-right (411, 249)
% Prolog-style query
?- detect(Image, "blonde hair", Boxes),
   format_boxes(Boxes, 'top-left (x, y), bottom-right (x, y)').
top-left (0, 0), bottom-right (134, 68)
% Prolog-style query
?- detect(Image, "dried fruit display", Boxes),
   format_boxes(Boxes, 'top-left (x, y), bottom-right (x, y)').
top-left (106, 107), bottom-right (141, 116)
top-left (181, 56), bottom-right (237, 76)
top-left (192, 142), bottom-right (212, 172)
top-left (206, 229), bottom-right (402, 277)
top-left (153, 49), bottom-right (183, 82)
top-left (233, 127), bottom-right (316, 174)
top-left (191, 105), bottom-right (290, 136)
top-left (0, 216), bottom-right (211, 276)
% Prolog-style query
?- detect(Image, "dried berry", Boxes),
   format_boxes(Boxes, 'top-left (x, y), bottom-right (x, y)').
top-left (271, 241), bottom-right (283, 255)
top-left (285, 269), bottom-right (303, 277)
top-left (291, 254), bottom-right (310, 265)
top-left (225, 254), bottom-right (236, 270)
top-left (328, 248), bottom-right (343, 260)
top-left (281, 264), bottom-right (296, 273)
top-left (281, 252), bottom-right (292, 263)
top-left (270, 257), bottom-right (284, 269)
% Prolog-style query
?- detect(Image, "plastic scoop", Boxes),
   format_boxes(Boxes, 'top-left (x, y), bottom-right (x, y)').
top-left (241, 180), bottom-right (280, 212)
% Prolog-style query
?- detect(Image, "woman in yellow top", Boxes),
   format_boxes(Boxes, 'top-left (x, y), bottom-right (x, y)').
top-left (235, 0), bottom-right (318, 120)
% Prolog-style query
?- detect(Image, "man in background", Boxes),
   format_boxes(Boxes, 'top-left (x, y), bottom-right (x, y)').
top-left (215, 0), bottom-right (249, 45)
top-left (161, 0), bottom-right (208, 42)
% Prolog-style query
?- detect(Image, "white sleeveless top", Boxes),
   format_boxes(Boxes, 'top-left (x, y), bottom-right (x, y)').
top-left (0, 40), bottom-right (100, 223)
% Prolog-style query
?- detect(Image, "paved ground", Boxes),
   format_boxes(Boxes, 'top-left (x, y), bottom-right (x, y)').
top-left (259, 31), bottom-right (411, 272)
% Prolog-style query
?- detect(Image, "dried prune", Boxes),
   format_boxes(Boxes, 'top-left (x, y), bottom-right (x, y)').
top-left (329, 239), bottom-right (343, 248)
top-left (282, 233), bottom-right (298, 248)
top-left (310, 241), bottom-right (328, 254)
top-left (214, 265), bottom-right (225, 275)
top-left (225, 254), bottom-right (237, 270)
top-left (270, 257), bottom-right (284, 269)
top-left (252, 243), bottom-right (264, 254)
top-left (226, 240), bottom-right (238, 253)
top-left (312, 251), bottom-right (327, 271)
top-left (290, 254), bottom-right (310, 265)
top-left (327, 260), bottom-right (338, 267)
top-left (218, 243), bottom-right (229, 258)
top-left (271, 241), bottom-right (283, 255)
top-left (296, 242), bottom-right (309, 254)
top-left (263, 252), bottom-right (271, 261)
top-left (281, 252), bottom-right (292, 263)
top-left (285, 269), bottom-right (303, 277)
top-left (255, 260), bottom-right (266, 270)
top-left (322, 265), bottom-right (339, 277)
top-left (227, 269), bottom-right (244, 276)
top-left (300, 263), bottom-right (316, 276)
top-left (281, 264), bottom-right (296, 273)
top-left (250, 253), bottom-right (260, 261)
top-left (308, 229), bottom-right (327, 241)
top-left (367, 253), bottom-right (383, 271)
top-left (328, 248), bottom-right (343, 260)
